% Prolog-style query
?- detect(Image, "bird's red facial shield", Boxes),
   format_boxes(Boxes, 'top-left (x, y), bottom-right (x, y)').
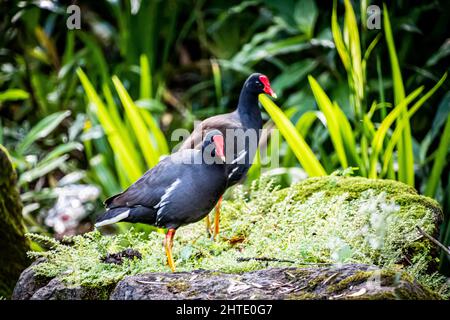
top-left (259, 75), bottom-right (277, 98)
top-left (212, 135), bottom-right (226, 162)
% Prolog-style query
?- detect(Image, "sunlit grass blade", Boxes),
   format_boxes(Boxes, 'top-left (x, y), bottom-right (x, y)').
top-left (283, 110), bottom-right (321, 167)
top-left (343, 0), bottom-right (364, 107)
top-left (381, 73), bottom-right (447, 176)
top-left (77, 68), bottom-right (142, 183)
top-left (368, 87), bottom-right (424, 178)
top-left (140, 54), bottom-right (152, 99)
top-left (384, 4), bottom-right (414, 185)
top-left (139, 110), bottom-right (169, 156)
top-left (259, 94), bottom-right (326, 176)
top-left (101, 83), bottom-right (137, 155)
top-left (333, 102), bottom-right (363, 174)
top-left (308, 75), bottom-right (348, 168)
top-left (211, 59), bottom-right (223, 110)
top-left (425, 114), bottom-right (450, 197)
top-left (112, 76), bottom-right (159, 168)
top-left (0, 89), bottom-right (29, 102)
top-left (332, 0), bottom-right (350, 71)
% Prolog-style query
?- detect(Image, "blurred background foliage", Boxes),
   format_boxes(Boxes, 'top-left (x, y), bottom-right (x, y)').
top-left (0, 0), bottom-right (449, 269)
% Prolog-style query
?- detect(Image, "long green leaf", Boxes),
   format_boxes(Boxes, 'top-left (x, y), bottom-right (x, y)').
top-left (77, 68), bottom-right (142, 183)
top-left (368, 86), bottom-right (424, 178)
top-left (308, 75), bottom-right (348, 168)
top-left (17, 111), bottom-right (71, 154)
top-left (0, 89), bottom-right (29, 102)
top-left (112, 76), bottom-right (159, 167)
top-left (384, 4), bottom-right (414, 185)
top-left (40, 142), bottom-right (83, 164)
top-left (425, 113), bottom-right (450, 197)
top-left (381, 73), bottom-right (448, 176)
top-left (140, 54), bottom-right (152, 99)
top-left (332, 0), bottom-right (350, 71)
top-left (259, 94), bottom-right (326, 176)
top-left (19, 155), bottom-right (69, 186)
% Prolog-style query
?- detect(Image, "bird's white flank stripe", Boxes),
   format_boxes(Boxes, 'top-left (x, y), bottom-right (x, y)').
top-left (228, 167), bottom-right (239, 179)
top-left (232, 150), bottom-right (247, 164)
top-left (154, 178), bottom-right (181, 222)
top-left (95, 210), bottom-right (130, 228)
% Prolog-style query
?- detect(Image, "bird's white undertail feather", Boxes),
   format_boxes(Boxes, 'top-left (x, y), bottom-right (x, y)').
top-left (95, 210), bottom-right (130, 228)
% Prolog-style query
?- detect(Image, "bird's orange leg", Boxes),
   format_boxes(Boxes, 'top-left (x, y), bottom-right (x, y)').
top-left (213, 196), bottom-right (223, 241)
top-left (164, 228), bottom-right (176, 272)
top-left (205, 215), bottom-right (212, 236)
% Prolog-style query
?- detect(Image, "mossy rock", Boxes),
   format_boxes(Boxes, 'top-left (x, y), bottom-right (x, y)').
top-left (14, 264), bottom-right (441, 300)
top-left (0, 145), bottom-right (30, 298)
top-left (18, 175), bottom-right (446, 299)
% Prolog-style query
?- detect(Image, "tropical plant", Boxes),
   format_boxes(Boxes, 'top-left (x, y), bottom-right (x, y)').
top-left (257, 0), bottom-right (449, 271)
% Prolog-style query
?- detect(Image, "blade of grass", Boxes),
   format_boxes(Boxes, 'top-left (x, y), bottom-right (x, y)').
top-left (381, 73), bottom-right (447, 176)
top-left (384, 3), bottom-right (414, 185)
top-left (77, 68), bottom-right (142, 183)
top-left (425, 113), bottom-right (450, 197)
top-left (140, 54), bottom-right (152, 99)
top-left (17, 111), bottom-right (71, 154)
top-left (112, 76), bottom-right (159, 167)
top-left (368, 86), bottom-right (423, 178)
top-left (259, 94), bottom-right (326, 176)
top-left (308, 75), bottom-right (348, 168)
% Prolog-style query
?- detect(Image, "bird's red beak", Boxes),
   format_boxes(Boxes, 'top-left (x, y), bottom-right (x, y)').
top-left (212, 135), bottom-right (226, 162)
top-left (259, 75), bottom-right (277, 99)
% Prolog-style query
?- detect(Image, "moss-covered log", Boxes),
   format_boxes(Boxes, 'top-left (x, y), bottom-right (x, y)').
top-left (0, 144), bottom-right (30, 298)
top-left (13, 264), bottom-right (440, 300)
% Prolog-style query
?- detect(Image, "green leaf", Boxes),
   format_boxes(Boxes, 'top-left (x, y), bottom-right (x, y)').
top-left (294, 0), bottom-right (318, 37)
top-left (0, 89), bottom-right (30, 102)
top-left (112, 76), bottom-right (159, 167)
top-left (384, 4), bottom-right (414, 185)
top-left (308, 75), bottom-right (348, 168)
top-left (140, 54), bottom-right (152, 100)
top-left (259, 94), bottom-right (326, 176)
top-left (368, 86), bottom-right (424, 178)
top-left (17, 111), bottom-right (71, 154)
top-left (19, 155), bottom-right (69, 186)
top-left (332, 0), bottom-right (350, 71)
top-left (381, 73), bottom-right (447, 176)
top-left (77, 68), bottom-right (143, 184)
top-left (425, 113), bottom-right (450, 197)
top-left (40, 142), bottom-right (83, 164)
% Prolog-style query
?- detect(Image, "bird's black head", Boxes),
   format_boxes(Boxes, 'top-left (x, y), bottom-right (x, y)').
top-left (243, 73), bottom-right (277, 98)
top-left (202, 130), bottom-right (225, 163)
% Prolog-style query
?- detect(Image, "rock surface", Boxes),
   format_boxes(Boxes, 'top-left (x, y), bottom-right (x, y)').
top-left (0, 145), bottom-right (30, 298)
top-left (13, 263), bottom-right (440, 300)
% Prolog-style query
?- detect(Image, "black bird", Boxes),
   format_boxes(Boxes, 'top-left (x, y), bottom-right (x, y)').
top-left (179, 73), bottom-right (276, 239)
top-left (95, 130), bottom-right (230, 271)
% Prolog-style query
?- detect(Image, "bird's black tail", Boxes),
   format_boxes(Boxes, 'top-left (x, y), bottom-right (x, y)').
top-left (95, 206), bottom-right (156, 228)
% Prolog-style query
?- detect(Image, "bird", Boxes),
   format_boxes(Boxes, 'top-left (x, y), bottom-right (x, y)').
top-left (95, 130), bottom-right (234, 272)
top-left (179, 73), bottom-right (277, 239)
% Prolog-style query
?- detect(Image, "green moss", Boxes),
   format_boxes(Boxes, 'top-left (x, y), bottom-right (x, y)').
top-left (288, 292), bottom-right (319, 300)
top-left (325, 270), bottom-right (398, 293)
top-left (167, 280), bottom-right (191, 293)
top-left (27, 175), bottom-right (446, 296)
